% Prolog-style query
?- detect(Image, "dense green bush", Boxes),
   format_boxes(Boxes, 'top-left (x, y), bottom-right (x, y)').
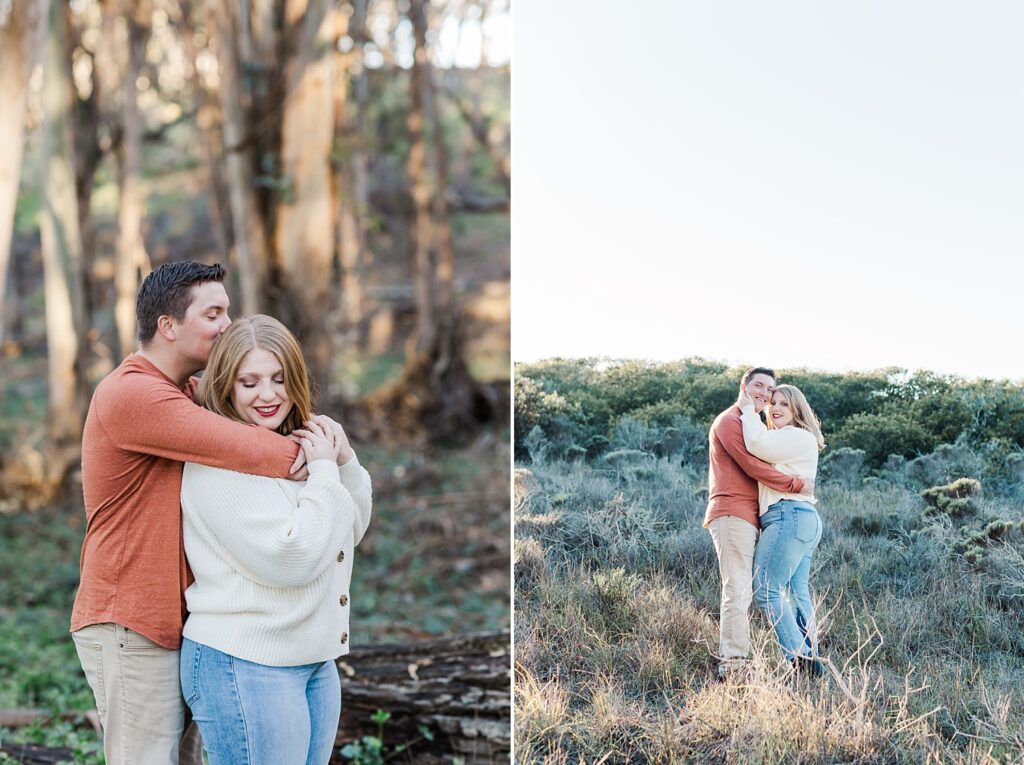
top-left (515, 358), bottom-right (1024, 473)
top-left (829, 412), bottom-right (937, 468)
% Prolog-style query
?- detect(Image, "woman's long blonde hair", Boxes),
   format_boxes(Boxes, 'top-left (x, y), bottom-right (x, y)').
top-left (196, 315), bottom-right (312, 436)
top-left (769, 384), bottom-right (825, 451)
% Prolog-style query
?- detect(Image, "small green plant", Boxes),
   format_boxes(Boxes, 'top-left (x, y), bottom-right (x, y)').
top-left (339, 709), bottom-right (434, 765)
top-left (921, 477), bottom-right (981, 518)
top-left (10, 716), bottom-right (103, 765)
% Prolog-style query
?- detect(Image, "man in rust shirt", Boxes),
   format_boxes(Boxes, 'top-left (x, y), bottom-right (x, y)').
top-left (70, 262), bottom-right (306, 764)
top-left (703, 367), bottom-right (810, 679)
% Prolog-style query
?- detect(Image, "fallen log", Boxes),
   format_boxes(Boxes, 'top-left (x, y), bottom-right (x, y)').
top-left (0, 743), bottom-right (74, 765)
top-left (335, 631), bottom-right (511, 764)
top-left (0, 632), bottom-right (511, 765)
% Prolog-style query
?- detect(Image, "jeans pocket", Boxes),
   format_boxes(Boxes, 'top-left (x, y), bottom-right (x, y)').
top-left (72, 638), bottom-right (107, 720)
top-left (794, 510), bottom-right (820, 543)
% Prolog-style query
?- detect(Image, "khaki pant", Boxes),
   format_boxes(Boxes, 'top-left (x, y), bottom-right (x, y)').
top-left (707, 515), bottom-right (758, 661)
top-left (72, 623), bottom-right (203, 765)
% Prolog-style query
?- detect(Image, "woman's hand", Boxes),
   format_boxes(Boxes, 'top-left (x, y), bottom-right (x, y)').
top-left (294, 420), bottom-right (336, 464)
top-left (737, 386), bottom-right (755, 410)
top-left (311, 414), bottom-right (355, 465)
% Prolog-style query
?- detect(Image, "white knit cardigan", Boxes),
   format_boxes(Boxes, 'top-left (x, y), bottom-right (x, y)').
top-left (180, 456), bottom-right (372, 666)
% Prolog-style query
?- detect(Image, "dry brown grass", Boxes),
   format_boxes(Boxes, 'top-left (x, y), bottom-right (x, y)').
top-left (514, 458), bottom-right (1024, 764)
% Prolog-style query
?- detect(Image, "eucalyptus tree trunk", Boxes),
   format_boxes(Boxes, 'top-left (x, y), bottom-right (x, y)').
top-left (39, 0), bottom-right (89, 443)
top-left (407, 0), bottom-right (436, 355)
top-left (273, 0), bottom-right (336, 390)
top-left (114, 0), bottom-right (152, 360)
top-left (183, 0), bottom-right (231, 265)
top-left (361, 0), bottom-right (493, 440)
top-left (334, 0), bottom-right (369, 332)
top-left (424, 40), bottom-right (454, 323)
top-left (0, 0), bottom-right (51, 345)
top-left (210, 0), bottom-right (269, 316)
top-left (349, 0), bottom-right (373, 330)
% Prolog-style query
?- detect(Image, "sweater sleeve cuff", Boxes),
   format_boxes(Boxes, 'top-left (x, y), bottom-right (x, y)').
top-left (338, 454), bottom-right (365, 483)
top-left (740, 404), bottom-right (756, 416)
top-left (308, 459), bottom-right (341, 478)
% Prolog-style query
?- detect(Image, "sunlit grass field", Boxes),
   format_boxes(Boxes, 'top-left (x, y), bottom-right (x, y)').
top-left (514, 446), bottom-right (1024, 764)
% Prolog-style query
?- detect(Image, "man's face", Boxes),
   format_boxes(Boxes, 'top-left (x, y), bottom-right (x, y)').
top-left (170, 281), bottom-right (230, 371)
top-left (745, 373), bottom-right (775, 414)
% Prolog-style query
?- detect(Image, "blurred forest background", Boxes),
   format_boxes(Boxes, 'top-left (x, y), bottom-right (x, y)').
top-left (515, 358), bottom-right (1024, 763)
top-left (0, 0), bottom-right (509, 759)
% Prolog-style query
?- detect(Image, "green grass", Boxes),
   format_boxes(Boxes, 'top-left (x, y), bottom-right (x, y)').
top-left (354, 441), bottom-right (510, 641)
top-left (514, 452), bottom-right (1024, 764)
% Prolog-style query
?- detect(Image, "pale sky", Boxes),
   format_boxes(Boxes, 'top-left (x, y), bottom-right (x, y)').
top-left (512, 1), bottom-right (1024, 381)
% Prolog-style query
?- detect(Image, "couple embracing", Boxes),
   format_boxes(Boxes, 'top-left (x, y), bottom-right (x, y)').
top-left (70, 261), bottom-right (372, 764)
top-left (703, 367), bottom-right (827, 680)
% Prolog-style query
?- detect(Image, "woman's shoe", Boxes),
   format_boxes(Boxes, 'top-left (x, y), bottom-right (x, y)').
top-left (791, 656), bottom-right (826, 677)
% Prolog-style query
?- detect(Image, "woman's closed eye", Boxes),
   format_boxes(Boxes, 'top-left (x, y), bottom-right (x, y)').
top-left (241, 378), bottom-right (284, 389)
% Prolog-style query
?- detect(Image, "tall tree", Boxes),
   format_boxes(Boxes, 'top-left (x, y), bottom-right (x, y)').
top-left (331, 1), bottom-right (368, 333)
top-left (407, 0), bottom-right (436, 354)
top-left (209, 0), bottom-right (270, 316)
top-left (423, 10), bottom-right (454, 323)
top-left (362, 0), bottom-right (496, 440)
top-left (0, 0), bottom-right (51, 345)
top-left (181, 0), bottom-right (232, 265)
top-left (39, 0), bottom-right (89, 443)
top-left (273, 0), bottom-right (336, 389)
top-left (113, 0), bottom-right (153, 359)
top-left (211, 0), bottom-right (341, 390)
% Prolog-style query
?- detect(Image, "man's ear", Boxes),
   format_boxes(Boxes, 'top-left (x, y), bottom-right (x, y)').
top-left (155, 315), bottom-right (177, 342)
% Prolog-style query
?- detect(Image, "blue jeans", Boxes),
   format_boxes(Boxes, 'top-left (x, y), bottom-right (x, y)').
top-left (753, 500), bottom-right (823, 661)
top-left (179, 639), bottom-right (341, 765)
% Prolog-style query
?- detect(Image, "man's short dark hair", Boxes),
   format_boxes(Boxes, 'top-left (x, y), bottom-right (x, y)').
top-left (742, 366), bottom-right (776, 385)
top-left (136, 261), bottom-right (226, 344)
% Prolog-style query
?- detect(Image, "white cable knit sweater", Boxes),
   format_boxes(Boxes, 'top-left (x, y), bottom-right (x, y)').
top-left (180, 456), bottom-right (372, 666)
top-left (739, 405), bottom-right (818, 517)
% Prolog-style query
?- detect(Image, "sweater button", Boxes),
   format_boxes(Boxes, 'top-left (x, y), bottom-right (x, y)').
top-left (337, 550), bottom-right (345, 563)
top-left (339, 594), bottom-right (349, 606)
top-left (340, 632), bottom-right (348, 644)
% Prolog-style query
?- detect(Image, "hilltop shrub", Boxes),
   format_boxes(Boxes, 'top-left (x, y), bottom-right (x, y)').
top-left (905, 441), bottom-right (987, 489)
top-left (976, 538), bottom-right (1024, 610)
top-left (608, 415), bottom-right (707, 464)
top-left (921, 478), bottom-right (981, 519)
top-left (601, 449), bottom-right (652, 468)
top-left (513, 375), bottom-right (580, 460)
top-left (516, 359), bottom-right (1024, 472)
top-left (846, 511), bottom-right (902, 538)
top-left (833, 412), bottom-right (935, 468)
top-left (583, 434), bottom-right (610, 460)
top-left (523, 426), bottom-right (549, 464)
top-left (819, 447), bottom-right (868, 487)
top-left (659, 415), bottom-right (708, 465)
top-left (609, 418), bottom-right (663, 454)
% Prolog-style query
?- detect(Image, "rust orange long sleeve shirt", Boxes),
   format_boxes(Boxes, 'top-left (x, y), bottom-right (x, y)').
top-left (702, 406), bottom-right (806, 530)
top-left (70, 354), bottom-right (300, 649)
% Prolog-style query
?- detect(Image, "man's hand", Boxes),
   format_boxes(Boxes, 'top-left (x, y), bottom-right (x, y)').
top-left (802, 476), bottom-right (816, 496)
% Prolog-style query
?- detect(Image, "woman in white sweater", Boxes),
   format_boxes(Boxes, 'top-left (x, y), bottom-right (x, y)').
top-left (179, 315), bottom-right (372, 765)
top-left (738, 383), bottom-right (825, 675)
